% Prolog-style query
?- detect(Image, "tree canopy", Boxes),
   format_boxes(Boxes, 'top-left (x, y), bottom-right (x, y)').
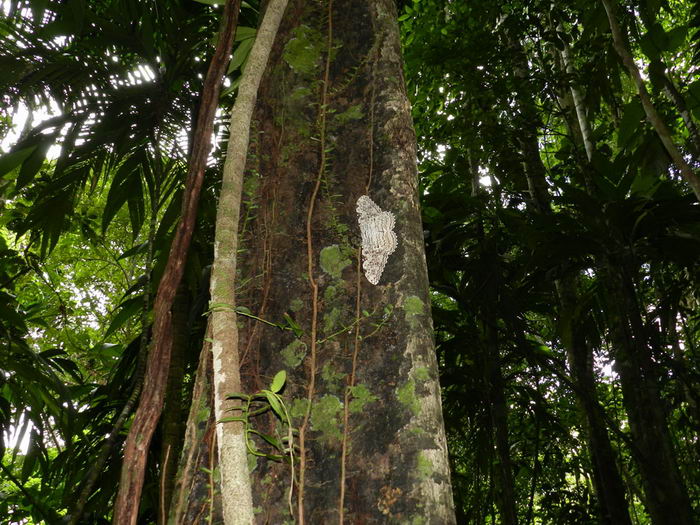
top-left (1, 0), bottom-right (700, 523)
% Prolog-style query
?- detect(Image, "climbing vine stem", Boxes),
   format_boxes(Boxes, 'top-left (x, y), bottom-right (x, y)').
top-left (297, 0), bottom-right (334, 522)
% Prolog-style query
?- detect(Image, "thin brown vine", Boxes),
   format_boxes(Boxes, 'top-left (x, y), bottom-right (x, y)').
top-left (296, 1), bottom-right (334, 522)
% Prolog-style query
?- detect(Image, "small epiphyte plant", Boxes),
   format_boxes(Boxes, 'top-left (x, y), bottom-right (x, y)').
top-left (222, 370), bottom-right (296, 463)
top-left (222, 370), bottom-right (297, 514)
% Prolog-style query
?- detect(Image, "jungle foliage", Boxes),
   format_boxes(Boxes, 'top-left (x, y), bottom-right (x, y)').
top-left (0, 0), bottom-right (699, 523)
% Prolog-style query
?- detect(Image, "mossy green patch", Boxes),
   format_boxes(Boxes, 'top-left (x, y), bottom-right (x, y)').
top-left (324, 285), bottom-right (338, 302)
top-left (310, 395), bottom-right (343, 443)
top-left (282, 25), bottom-right (324, 75)
top-left (335, 104), bottom-right (364, 124)
top-left (322, 362), bottom-right (345, 389)
top-left (403, 295), bottom-right (424, 316)
top-left (289, 298), bottom-right (304, 312)
top-left (197, 406), bottom-right (210, 423)
top-left (320, 244), bottom-right (351, 279)
top-left (416, 452), bottom-right (433, 479)
top-left (247, 452), bottom-right (258, 473)
top-left (290, 398), bottom-right (310, 419)
top-left (348, 383), bottom-right (378, 413)
top-left (403, 296), bottom-right (425, 328)
top-left (397, 379), bottom-right (420, 416)
top-left (414, 366), bottom-right (430, 381)
top-left (323, 307), bottom-right (342, 334)
top-left (280, 340), bottom-right (307, 369)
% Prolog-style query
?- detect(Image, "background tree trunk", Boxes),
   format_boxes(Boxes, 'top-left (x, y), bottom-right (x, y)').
top-left (168, 328), bottom-right (224, 524)
top-left (506, 38), bottom-right (633, 524)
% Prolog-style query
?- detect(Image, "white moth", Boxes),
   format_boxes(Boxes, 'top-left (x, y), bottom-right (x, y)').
top-left (356, 195), bottom-right (398, 285)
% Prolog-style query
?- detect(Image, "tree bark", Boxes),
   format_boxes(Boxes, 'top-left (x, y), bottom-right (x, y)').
top-left (158, 282), bottom-right (189, 525)
top-left (168, 325), bottom-right (224, 524)
top-left (486, 331), bottom-right (518, 525)
top-left (206, 0), bottom-right (458, 522)
top-left (556, 279), bottom-right (632, 525)
top-left (557, 26), bottom-right (594, 163)
top-left (636, 7), bottom-right (700, 157)
top-left (208, 0), bottom-right (288, 523)
top-left (112, 2), bottom-right (241, 523)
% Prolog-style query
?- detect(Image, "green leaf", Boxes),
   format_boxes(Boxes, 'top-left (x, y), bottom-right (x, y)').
top-left (270, 370), bottom-right (286, 393)
top-left (235, 26), bottom-right (257, 41)
top-left (0, 146), bottom-right (36, 178)
top-left (249, 429), bottom-right (282, 448)
top-left (617, 99), bottom-right (645, 148)
top-left (104, 295), bottom-right (144, 338)
top-left (126, 172), bottom-right (145, 240)
top-left (207, 302), bottom-right (234, 313)
top-left (155, 188), bottom-right (182, 239)
top-left (219, 416), bottom-right (246, 423)
top-left (16, 139), bottom-right (52, 190)
top-left (228, 37), bottom-right (254, 74)
top-left (102, 153), bottom-right (143, 233)
top-left (20, 432), bottom-right (39, 482)
top-left (262, 390), bottom-right (284, 420)
top-left (666, 26), bottom-right (688, 53)
top-left (118, 242), bottom-right (149, 260)
top-left (283, 312), bottom-right (304, 337)
top-left (30, 0), bottom-right (48, 23)
top-left (67, 0), bottom-right (86, 35)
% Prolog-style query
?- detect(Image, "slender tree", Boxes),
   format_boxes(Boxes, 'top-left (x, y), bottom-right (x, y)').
top-left (208, 0), bottom-right (288, 522)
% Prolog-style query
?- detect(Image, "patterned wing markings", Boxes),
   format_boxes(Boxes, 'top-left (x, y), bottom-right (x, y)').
top-left (356, 195), bottom-right (398, 285)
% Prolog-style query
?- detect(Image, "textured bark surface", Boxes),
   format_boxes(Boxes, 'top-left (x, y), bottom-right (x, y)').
top-left (208, 0), bottom-right (287, 522)
top-left (168, 331), bottom-right (224, 524)
top-left (159, 283), bottom-right (189, 525)
top-left (223, 0), bottom-right (456, 523)
top-left (113, 2), bottom-right (241, 522)
top-left (557, 278), bottom-right (632, 525)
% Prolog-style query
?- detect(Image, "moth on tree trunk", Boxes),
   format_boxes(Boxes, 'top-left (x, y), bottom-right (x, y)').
top-left (172, 0), bottom-right (456, 522)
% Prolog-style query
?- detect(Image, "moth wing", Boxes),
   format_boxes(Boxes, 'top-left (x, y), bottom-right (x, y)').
top-left (356, 195), bottom-right (383, 220)
top-left (362, 248), bottom-right (390, 285)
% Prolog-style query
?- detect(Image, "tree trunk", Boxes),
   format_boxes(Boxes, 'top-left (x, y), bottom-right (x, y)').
top-left (469, 146), bottom-right (519, 525)
top-left (168, 325), bottom-right (224, 524)
top-left (556, 279), bottom-right (632, 525)
top-left (636, 7), bottom-right (700, 157)
top-left (113, 2), bottom-right (241, 521)
top-left (602, 260), bottom-right (694, 525)
top-left (208, 0), bottom-right (287, 522)
top-left (212, 0), bottom-right (457, 522)
top-left (507, 34), bottom-right (633, 525)
top-left (158, 282), bottom-right (189, 525)
top-left (487, 335), bottom-right (518, 525)
top-left (556, 26), bottom-right (594, 163)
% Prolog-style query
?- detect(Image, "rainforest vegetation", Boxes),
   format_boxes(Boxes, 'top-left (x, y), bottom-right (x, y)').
top-left (1, 0), bottom-right (700, 523)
